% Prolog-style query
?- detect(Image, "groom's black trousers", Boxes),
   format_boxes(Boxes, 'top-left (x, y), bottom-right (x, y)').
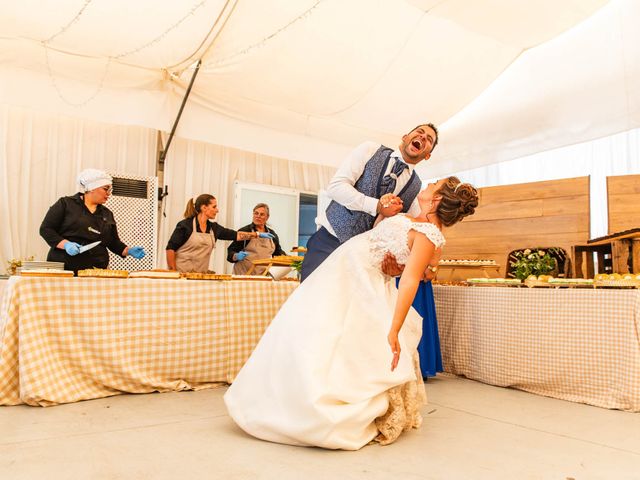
top-left (300, 227), bottom-right (340, 282)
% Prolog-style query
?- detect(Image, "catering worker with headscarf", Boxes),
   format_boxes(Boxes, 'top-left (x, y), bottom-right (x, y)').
top-left (166, 194), bottom-right (274, 273)
top-left (39, 168), bottom-right (146, 273)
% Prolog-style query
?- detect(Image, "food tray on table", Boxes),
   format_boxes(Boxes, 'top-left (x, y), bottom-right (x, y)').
top-left (231, 275), bottom-right (274, 282)
top-left (180, 272), bottom-right (233, 281)
top-left (594, 280), bottom-right (640, 289)
top-left (525, 278), bottom-right (595, 288)
top-left (21, 261), bottom-right (65, 270)
top-left (128, 270), bottom-right (181, 279)
top-left (440, 259), bottom-right (498, 266)
top-left (20, 269), bottom-right (74, 278)
top-left (593, 273), bottom-right (640, 288)
top-left (465, 278), bottom-right (522, 287)
top-left (249, 257), bottom-right (301, 268)
top-left (271, 255), bottom-right (304, 263)
top-left (247, 256), bottom-right (303, 275)
top-left (77, 268), bottom-right (129, 278)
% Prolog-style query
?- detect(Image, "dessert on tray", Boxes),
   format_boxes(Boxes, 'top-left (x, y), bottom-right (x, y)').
top-left (77, 268), bottom-right (129, 278)
top-left (231, 275), bottom-right (273, 281)
top-left (466, 277), bottom-right (521, 286)
top-left (180, 272), bottom-right (233, 280)
top-left (128, 270), bottom-right (181, 279)
top-left (20, 269), bottom-right (74, 277)
top-left (440, 259), bottom-right (497, 266)
top-left (270, 255), bottom-right (304, 262)
top-left (548, 278), bottom-right (593, 285)
top-left (524, 274), bottom-right (594, 288)
top-left (593, 273), bottom-right (640, 288)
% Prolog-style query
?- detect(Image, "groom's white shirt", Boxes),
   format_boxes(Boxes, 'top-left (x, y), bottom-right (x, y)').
top-left (316, 141), bottom-right (421, 237)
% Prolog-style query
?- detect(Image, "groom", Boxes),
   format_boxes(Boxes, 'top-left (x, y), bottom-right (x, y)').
top-left (301, 123), bottom-right (439, 281)
top-left (300, 123), bottom-right (442, 379)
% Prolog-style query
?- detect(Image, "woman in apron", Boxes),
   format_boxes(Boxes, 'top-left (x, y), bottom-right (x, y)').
top-left (166, 195), bottom-right (273, 273)
top-left (227, 203), bottom-right (286, 275)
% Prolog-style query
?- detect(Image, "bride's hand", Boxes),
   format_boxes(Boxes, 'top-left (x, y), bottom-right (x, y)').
top-left (388, 331), bottom-right (401, 371)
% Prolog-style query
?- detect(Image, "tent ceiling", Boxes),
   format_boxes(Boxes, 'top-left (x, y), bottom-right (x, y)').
top-left (1, 0), bottom-right (637, 176)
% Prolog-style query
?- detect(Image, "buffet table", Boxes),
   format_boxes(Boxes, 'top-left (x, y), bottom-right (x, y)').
top-left (0, 276), bottom-right (297, 406)
top-left (433, 284), bottom-right (640, 411)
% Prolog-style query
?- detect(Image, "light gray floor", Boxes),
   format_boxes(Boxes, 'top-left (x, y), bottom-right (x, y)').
top-left (1, 374), bottom-right (638, 480)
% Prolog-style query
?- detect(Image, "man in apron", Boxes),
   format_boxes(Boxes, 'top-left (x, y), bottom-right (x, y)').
top-left (227, 203), bottom-right (286, 275)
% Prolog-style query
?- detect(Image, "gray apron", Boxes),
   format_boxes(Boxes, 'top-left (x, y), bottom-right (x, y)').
top-left (232, 236), bottom-right (275, 275)
top-left (176, 218), bottom-right (215, 273)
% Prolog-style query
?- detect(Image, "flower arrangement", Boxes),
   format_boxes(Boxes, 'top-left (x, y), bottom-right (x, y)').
top-left (509, 249), bottom-right (557, 280)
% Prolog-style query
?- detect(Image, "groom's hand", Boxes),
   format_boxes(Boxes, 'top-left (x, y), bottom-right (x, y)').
top-left (423, 266), bottom-right (437, 282)
top-left (376, 195), bottom-right (403, 217)
top-left (381, 252), bottom-right (404, 277)
top-left (423, 248), bottom-right (442, 281)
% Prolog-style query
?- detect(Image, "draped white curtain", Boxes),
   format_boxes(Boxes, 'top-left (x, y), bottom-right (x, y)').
top-left (159, 135), bottom-right (336, 274)
top-left (0, 105), bottom-right (157, 272)
top-left (429, 127), bottom-right (640, 239)
top-left (0, 105), bottom-right (336, 275)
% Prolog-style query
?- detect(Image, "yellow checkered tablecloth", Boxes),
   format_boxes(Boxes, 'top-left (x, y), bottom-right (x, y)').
top-left (433, 285), bottom-right (640, 411)
top-left (0, 277), bottom-right (297, 406)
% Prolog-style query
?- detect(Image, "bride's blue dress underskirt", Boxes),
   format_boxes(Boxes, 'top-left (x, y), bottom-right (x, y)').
top-left (398, 279), bottom-right (443, 377)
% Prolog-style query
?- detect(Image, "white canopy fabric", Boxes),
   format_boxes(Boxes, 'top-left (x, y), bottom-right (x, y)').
top-left (1, 0), bottom-right (637, 176)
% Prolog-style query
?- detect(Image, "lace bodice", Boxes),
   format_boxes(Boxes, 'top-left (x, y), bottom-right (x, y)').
top-left (368, 214), bottom-right (445, 268)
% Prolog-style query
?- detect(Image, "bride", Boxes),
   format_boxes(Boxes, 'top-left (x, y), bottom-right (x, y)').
top-left (224, 176), bottom-right (478, 450)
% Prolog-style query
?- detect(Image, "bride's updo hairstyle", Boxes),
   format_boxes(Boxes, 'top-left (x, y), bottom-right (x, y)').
top-left (436, 176), bottom-right (479, 227)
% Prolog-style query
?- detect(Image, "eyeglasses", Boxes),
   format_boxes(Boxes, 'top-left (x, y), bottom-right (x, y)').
top-left (253, 212), bottom-right (267, 218)
top-left (100, 186), bottom-right (113, 194)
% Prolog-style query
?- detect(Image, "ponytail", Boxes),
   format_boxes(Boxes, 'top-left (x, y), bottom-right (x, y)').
top-left (184, 194), bottom-right (215, 218)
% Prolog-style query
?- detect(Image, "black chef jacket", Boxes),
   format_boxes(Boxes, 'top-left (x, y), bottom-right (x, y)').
top-left (39, 193), bottom-right (127, 272)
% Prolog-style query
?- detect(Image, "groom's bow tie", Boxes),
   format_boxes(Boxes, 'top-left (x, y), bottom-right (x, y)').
top-left (381, 158), bottom-right (408, 193)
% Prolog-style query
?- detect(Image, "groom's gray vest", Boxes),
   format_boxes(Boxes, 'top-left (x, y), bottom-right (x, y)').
top-left (325, 145), bottom-right (421, 244)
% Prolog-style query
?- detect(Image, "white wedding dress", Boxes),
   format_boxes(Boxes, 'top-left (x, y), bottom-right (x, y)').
top-left (224, 215), bottom-right (445, 450)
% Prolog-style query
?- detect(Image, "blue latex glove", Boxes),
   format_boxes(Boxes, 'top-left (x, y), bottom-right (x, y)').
top-left (64, 242), bottom-right (81, 256)
top-left (258, 232), bottom-right (275, 239)
top-left (128, 246), bottom-right (146, 259)
top-left (236, 251), bottom-right (248, 261)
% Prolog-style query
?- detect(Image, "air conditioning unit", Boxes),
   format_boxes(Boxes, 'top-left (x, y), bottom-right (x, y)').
top-left (105, 173), bottom-right (157, 270)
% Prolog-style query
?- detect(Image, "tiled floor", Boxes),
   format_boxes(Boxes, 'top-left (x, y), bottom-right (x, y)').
top-left (1, 374), bottom-right (638, 480)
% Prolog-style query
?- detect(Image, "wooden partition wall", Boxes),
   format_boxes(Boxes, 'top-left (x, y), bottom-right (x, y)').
top-left (607, 174), bottom-right (640, 234)
top-left (443, 177), bottom-right (591, 277)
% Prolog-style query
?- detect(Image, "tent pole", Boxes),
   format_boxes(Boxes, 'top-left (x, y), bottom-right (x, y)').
top-left (159, 59), bottom-right (202, 162)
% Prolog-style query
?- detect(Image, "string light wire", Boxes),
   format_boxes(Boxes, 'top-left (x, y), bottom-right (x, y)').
top-left (42, 0), bottom-right (209, 106)
top-left (201, 0), bottom-right (324, 70)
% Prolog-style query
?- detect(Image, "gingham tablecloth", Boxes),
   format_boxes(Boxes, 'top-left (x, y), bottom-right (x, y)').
top-left (433, 285), bottom-right (640, 411)
top-left (0, 277), bottom-right (297, 406)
